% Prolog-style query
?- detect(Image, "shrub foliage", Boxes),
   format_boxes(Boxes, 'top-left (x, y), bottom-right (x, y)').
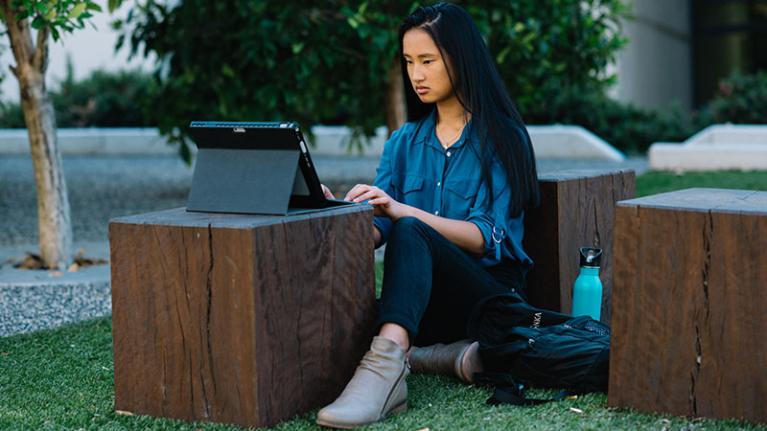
top-left (707, 72), bottom-right (767, 124)
top-left (114, 0), bottom-right (628, 161)
top-left (53, 61), bottom-right (156, 127)
top-left (0, 64), bottom-right (155, 128)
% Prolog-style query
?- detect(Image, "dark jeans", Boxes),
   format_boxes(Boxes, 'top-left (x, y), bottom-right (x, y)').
top-left (377, 217), bottom-right (526, 346)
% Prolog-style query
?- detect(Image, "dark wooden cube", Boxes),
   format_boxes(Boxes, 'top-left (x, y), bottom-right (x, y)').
top-left (109, 206), bottom-right (376, 428)
top-left (609, 188), bottom-right (767, 423)
top-left (524, 169), bottom-right (636, 322)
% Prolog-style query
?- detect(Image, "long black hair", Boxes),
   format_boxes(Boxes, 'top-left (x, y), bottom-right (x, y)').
top-left (399, 2), bottom-right (539, 216)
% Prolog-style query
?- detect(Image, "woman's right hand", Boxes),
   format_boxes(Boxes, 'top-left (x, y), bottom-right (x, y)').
top-left (344, 184), bottom-right (412, 220)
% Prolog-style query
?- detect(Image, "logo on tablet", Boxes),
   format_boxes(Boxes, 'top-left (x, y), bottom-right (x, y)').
top-left (233, 128), bottom-right (246, 133)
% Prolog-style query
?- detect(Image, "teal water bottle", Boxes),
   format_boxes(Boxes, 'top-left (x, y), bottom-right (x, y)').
top-left (571, 247), bottom-right (603, 320)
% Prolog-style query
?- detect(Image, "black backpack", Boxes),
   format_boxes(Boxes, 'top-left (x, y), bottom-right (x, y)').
top-left (467, 293), bottom-right (610, 405)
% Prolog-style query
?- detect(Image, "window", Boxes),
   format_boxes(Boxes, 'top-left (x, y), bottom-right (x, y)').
top-left (692, 0), bottom-right (767, 104)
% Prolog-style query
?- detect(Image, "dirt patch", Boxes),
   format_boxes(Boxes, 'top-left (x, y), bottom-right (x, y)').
top-left (8, 248), bottom-right (108, 271)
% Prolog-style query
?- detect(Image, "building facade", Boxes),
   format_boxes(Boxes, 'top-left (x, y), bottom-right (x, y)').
top-left (615, 0), bottom-right (767, 110)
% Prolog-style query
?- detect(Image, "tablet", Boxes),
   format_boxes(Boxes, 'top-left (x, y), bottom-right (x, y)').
top-left (186, 121), bottom-right (354, 215)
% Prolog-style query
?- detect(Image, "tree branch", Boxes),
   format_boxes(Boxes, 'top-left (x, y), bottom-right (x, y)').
top-left (33, 26), bottom-right (49, 74)
top-left (0, 0), bottom-right (35, 75)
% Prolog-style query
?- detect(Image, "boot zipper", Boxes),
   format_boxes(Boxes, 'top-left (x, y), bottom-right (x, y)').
top-left (379, 365), bottom-right (408, 418)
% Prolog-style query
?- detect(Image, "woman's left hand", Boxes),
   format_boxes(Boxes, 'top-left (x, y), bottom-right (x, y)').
top-left (345, 184), bottom-right (411, 220)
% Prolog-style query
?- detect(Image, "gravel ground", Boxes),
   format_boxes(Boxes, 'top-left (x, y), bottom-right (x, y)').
top-left (0, 281), bottom-right (110, 337)
top-left (1, 155), bottom-right (193, 246)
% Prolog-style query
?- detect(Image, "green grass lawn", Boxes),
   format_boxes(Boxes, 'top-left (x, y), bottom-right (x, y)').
top-left (1, 318), bottom-right (764, 431)
top-left (1, 170), bottom-right (766, 430)
top-left (635, 170), bottom-right (767, 197)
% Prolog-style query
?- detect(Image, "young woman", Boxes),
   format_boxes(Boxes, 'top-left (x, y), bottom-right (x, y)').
top-left (316, 3), bottom-right (539, 428)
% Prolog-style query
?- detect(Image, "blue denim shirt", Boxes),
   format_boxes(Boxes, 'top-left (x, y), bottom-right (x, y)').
top-left (372, 110), bottom-right (532, 268)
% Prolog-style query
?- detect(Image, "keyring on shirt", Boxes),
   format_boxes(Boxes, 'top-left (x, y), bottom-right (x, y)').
top-left (492, 226), bottom-right (505, 243)
top-left (492, 226), bottom-right (505, 261)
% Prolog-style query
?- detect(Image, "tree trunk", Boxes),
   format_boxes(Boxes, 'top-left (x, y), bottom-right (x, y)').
top-left (384, 56), bottom-right (406, 137)
top-left (2, 2), bottom-right (72, 269)
top-left (21, 71), bottom-right (72, 269)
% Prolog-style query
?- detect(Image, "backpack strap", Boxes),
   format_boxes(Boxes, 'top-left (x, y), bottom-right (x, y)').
top-left (488, 385), bottom-right (570, 406)
top-left (475, 372), bottom-right (570, 406)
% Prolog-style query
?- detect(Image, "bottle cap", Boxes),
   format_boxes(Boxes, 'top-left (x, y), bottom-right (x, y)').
top-left (579, 247), bottom-right (603, 267)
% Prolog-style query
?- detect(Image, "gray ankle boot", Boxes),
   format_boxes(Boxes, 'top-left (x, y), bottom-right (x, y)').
top-left (408, 339), bottom-right (482, 383)
top-left (316, 336), bottom-right (409, 429)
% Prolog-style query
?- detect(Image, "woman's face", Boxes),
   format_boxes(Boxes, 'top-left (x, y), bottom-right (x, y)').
top-left (402, 28), bottom-right (454, 104)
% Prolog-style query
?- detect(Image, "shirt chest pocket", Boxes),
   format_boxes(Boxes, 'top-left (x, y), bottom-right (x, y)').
top-left (444, 178), bottom-right (481, 216)
top-left (392, 176), bottom-right (425, 198)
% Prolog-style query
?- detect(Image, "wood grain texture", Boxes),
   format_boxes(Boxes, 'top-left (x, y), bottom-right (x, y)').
top-left (524, 169), bottom-right (636, 322)
top-left (110, 206), bottom-right (376, 428)
top-left (609, 189), bottom-right (767, 423)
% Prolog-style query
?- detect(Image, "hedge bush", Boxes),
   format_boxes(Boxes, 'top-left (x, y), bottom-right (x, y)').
top-left (706, 71), bottom-right (767, 124)
top-left (0, 101), bottom-right (25, 128)
top-left (53, 62), bottom-right (156, 127)
top-left (524, 70), bottom-right (767, 154)
top-left (0, 65), bottom-right (156, 128)
top-left (524, 86), bottom-right (698, 154)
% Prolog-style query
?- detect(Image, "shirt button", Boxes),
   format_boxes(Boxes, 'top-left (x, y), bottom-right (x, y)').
top-left (434, 210), bottom-right (439, 215)
top-left (437, 181), bottom-right (441, 187)
top-left (446, 151), bottom-right (452, 157)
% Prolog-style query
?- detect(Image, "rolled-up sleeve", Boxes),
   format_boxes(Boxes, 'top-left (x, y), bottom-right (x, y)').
top-left (466, 159), bottom-right (508, 261)
top-left (371, 128), bottom-right (401, 248)
top-left (465, 159), bottom-right (530, 267)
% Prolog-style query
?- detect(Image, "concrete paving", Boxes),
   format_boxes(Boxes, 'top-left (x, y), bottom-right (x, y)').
top-left (0, 153), bottom-right (647, 337)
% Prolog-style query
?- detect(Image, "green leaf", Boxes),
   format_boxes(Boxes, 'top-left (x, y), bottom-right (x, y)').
top-left (16, 9), bottom-right (31, 20)
top-left (107, 0), bottom-right (122, 13)
top-left (358, 24), bottom-right (370, 39)
top-left (86, 2), bottom-right (102, 12)
top-left (496, 46), bottom-right (511, 64)
top-left (31, 15), bottom-right (45, 29)
top-left (221, 64), bottom-right (235, 78)
top-left (34, 2), bottom-right (48, 14)
top-left (114, 33), bottom-right (125, 50)
top-left (67, 2), bottom-right (86, 19)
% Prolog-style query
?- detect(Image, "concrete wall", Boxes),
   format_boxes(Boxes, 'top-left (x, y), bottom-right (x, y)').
top-left (613, 0), bottom-right (692, 110)
top-left (649, 124), bottom-right (767, 171)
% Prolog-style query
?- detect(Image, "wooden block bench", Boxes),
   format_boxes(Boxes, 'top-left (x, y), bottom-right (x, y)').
top-left (524, 169), bottom-right (636, 322)
top-left (609, 188), bottom-right (767, 423)
top-left (109, 205), bottom-right (377, 428)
